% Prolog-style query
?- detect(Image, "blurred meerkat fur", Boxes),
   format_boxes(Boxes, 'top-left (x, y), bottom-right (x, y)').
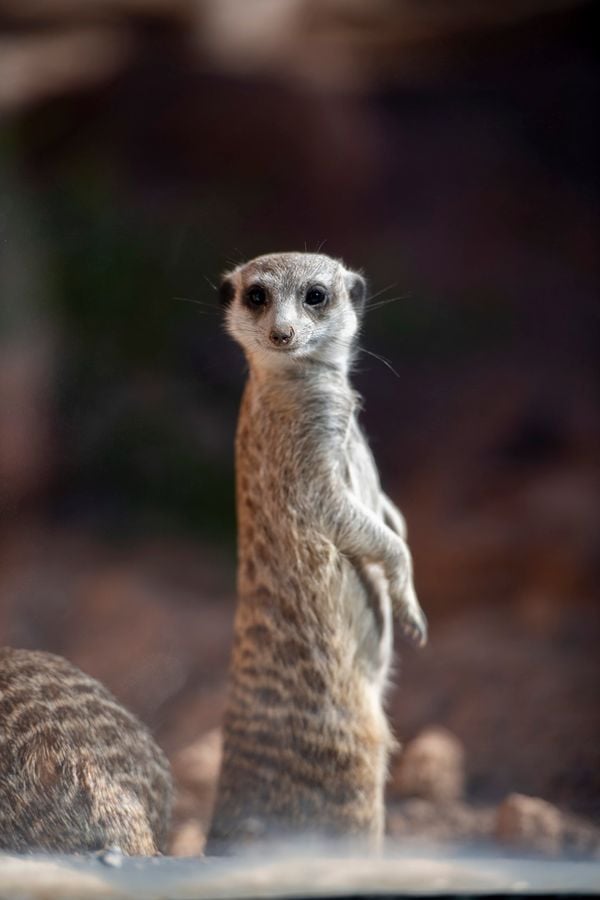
top-left (206, 252), bottom-right (426, 854)
top-left (0, 647), bottom-right (172, 855)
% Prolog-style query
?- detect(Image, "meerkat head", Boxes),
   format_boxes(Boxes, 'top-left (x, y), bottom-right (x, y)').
top-left (219, 252), bottom-right (366, 371)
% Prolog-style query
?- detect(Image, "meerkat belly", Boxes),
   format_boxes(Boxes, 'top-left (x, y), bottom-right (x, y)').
top-left (213, 599), bottom-right (390, 848)
top-left (215, 465), bottom-right (390, 845)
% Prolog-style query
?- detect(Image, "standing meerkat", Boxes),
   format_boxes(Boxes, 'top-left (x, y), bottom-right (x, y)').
top-left (206, 252), bottom-right (427, 854)
top-left (0, 647), bottom-right (172, 855)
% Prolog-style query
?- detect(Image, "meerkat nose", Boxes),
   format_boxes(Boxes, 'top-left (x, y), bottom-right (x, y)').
top-left (269, 326), bottom-right (295, 346)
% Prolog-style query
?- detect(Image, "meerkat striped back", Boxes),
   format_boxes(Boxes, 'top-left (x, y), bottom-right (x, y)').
top-left (0, 647), bottom-right (172, 855)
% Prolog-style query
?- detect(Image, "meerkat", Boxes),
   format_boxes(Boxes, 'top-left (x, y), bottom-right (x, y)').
top-left (206, 252), bottom-right (427, 854)
top-left (0, 647), bottom-right (172, 855)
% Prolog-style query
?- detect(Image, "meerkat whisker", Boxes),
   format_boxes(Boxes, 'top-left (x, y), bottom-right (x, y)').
top-left (175, 296), bottom-right (220, 315)
top-left (365, 293), bottom-right (412, 313)
top-left (358, 347), bottom-right (401, 378)
top-left (365, 282), bottom-right (398, 303)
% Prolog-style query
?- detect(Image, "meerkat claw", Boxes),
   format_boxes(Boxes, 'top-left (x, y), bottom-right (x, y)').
top-left (398, 605), bottom-right (428, 647)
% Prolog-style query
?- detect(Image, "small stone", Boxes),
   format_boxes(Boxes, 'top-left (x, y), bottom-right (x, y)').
top-left (387, 798), bottom-right (494, 843)
top-left (495, 793), bottom-right (563, 856)
top-left (97, 846), bottom-right (124, 867)
top-left (243, 816), bottom-right (265, 837)
top-left (391, 726), bottom-right (465, 802)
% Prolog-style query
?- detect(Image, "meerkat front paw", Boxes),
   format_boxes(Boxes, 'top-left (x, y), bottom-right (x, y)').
top-left (398, 598), bottom-right (428, 647)
top-left (389, 579), bottom-right (428, 647)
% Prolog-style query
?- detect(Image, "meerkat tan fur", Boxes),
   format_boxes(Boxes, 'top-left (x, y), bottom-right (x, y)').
top-left (206, 252), bottom-right (427, 854)
top-left (0, 647), bottom-right (172, 854)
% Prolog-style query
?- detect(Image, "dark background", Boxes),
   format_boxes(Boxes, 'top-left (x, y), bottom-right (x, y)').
top-left (0, 0), bottom-right (598, 851)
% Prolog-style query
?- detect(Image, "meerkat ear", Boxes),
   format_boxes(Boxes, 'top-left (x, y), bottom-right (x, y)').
top-left (346, 270), bottom-right (367, 315)
top-left (219, 275), bottom-right (235, 307)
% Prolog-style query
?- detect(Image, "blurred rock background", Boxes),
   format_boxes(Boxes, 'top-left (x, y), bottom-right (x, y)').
top-left (0, 0), bottom-right (598, 855)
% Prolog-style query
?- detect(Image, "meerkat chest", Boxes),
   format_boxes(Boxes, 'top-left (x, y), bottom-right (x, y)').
top-left (237, 381), bottom-right (340, 502)
top-left (236, 408), bottom-right (307, 506)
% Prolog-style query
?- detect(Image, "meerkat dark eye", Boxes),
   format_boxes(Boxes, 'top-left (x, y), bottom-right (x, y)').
top-left (246, 285), bottom-right (267, 307)
top-left (305, 286), bottom-right (327, 307)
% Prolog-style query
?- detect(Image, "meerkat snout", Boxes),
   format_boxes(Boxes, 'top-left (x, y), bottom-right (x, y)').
top-left (269, 325), bottom-right (295, 347)
top-left (220, 251), bottom-right (366, 369)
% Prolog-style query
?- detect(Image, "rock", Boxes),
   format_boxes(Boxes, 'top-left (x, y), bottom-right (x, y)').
top-left (388, 798), bottom-right (494, 844)
top-left (391, 727), bottom-right (465, 803)
top-left (495, 793), bottom-right (563, 856)
top-left (562, 815), bottom-right (600, 860)
top-left (97, 846), bottom-right (124, 868)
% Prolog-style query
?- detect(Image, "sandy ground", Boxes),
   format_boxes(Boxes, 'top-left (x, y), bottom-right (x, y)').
top-left (0, 850), bottom-right (599, 899)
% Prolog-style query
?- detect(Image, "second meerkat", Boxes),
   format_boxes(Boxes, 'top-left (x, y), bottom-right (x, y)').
top-left (206, 252), bottom-right (427, 853)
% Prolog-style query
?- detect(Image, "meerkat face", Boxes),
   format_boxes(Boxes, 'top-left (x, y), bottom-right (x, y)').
top-left (220, 252), bottom-right (366, 370)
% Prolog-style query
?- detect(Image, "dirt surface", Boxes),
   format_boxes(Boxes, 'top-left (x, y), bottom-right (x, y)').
top-left (0, 850), bottom-right (599, 899)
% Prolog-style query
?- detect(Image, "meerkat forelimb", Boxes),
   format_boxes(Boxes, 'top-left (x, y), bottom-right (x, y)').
top-left (381, 494), bottom-right (408, 541)
top-left (320, 478), bottom-right (426, 646)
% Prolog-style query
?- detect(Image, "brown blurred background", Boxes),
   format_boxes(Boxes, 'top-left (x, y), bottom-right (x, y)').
top-left (0, 0), bottom-right (598, 855)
